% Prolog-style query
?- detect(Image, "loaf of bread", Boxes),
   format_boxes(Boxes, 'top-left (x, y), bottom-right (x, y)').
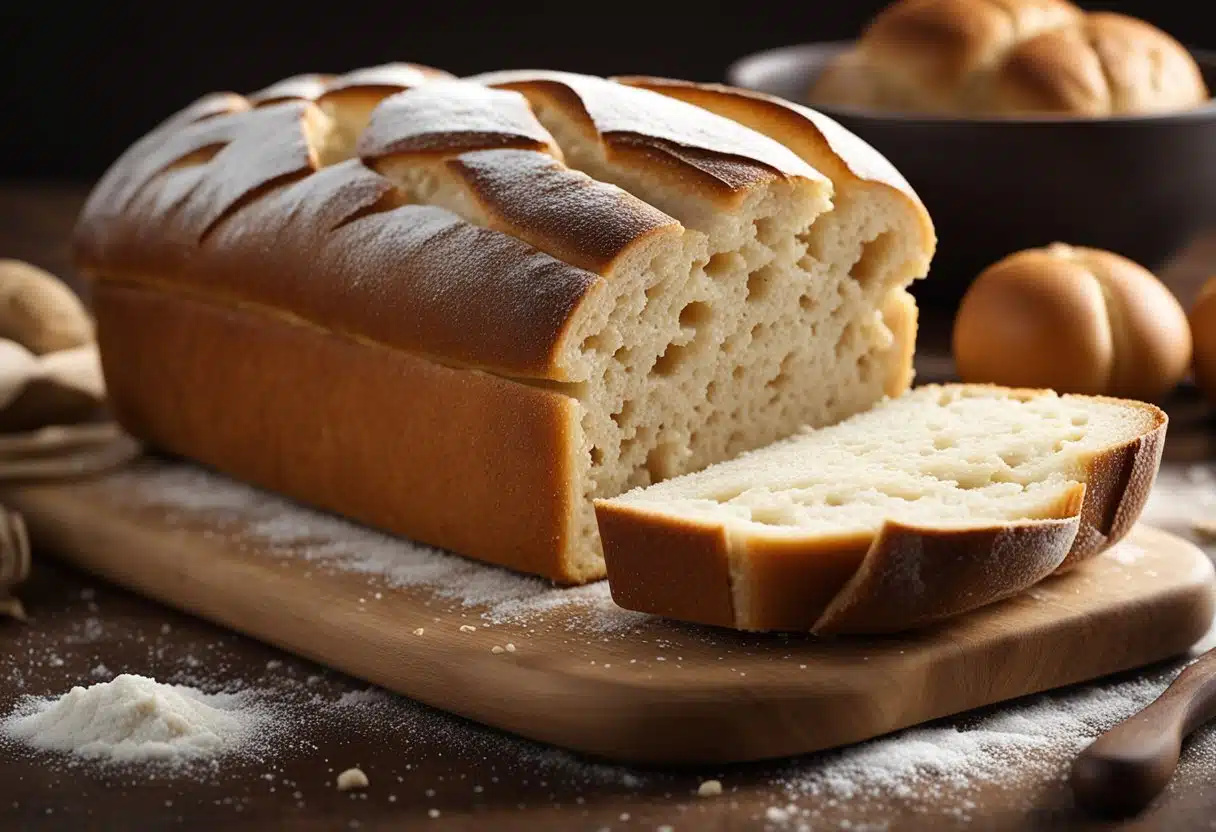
top-left (952, 243), bottom-right (1192, 401)
top-left (810, 0), bottom-right (1209, 117)
top-left (74, 65), bottom-right (935, 584)
top-left (595, 384), bottom-right (1165, 634)
top-left (1192, 277), bottom-right (1216, 405)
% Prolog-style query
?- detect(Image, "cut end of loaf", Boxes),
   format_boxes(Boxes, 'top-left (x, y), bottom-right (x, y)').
top-left (597, 384), bottom-right (1167, 632)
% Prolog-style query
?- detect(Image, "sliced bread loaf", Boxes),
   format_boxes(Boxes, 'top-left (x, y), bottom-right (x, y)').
top-left (595, 384), bottom-right (1166, 634)
top-left (76, 69), bottom-right (935, 584)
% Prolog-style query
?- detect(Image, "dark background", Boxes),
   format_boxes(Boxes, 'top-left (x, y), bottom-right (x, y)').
top-left (1, 0), bottom-right (1210, 183)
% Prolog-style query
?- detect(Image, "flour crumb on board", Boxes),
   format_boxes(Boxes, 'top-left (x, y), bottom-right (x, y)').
top-left (413, 628), bottom-right (425, 636)
top-left (105, 464), bottom-right (648, 634)
top-left (697, 779), bottom-right (723, 797)
top-left (459, 625), bottom-right (476, 633)
top-left (336, 767), bottom-right (369, 791)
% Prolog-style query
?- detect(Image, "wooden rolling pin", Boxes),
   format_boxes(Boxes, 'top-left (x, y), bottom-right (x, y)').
top-left (1071, 646), bottom-right (1216, 817)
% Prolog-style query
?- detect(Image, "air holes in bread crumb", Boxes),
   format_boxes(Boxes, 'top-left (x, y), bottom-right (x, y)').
top-left (852, 231), bottom-right (896, 288)
top-left (679, 301), bottom-right (712, 330)
top-left (653, 343), bottom-right (691, 377)
top-left (705, 252), bottom-right (740, 280)
top-left (581, 331), bottom-right (610, 354)
top-left (646, 442), bottom-right (680, 482)
top-left (1000, 450), bottom-right (1028, 468)
top-left (755, 216), bottom-right (784, 248)
top-left (746, 265), bottom-right (777, 303)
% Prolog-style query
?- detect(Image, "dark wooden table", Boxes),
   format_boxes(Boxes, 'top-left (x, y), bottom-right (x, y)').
top-left (2, 185), bottom-right (1215, 832)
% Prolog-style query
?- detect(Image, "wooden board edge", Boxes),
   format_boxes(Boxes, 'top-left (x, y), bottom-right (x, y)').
top-left (4, 480), bottom-right (1214, 765)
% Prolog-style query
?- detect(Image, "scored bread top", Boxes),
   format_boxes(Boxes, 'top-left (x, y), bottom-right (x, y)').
top-left (611, 76), bottom-right (934, 251)
top-left (470, 70), bottom-right (830, 199)
top-left (74, 64), bottom-right (913, 385)
top-left (358, 80), bottom-right (684, 278)
top-left (358, 81), bottom-right (564, 159)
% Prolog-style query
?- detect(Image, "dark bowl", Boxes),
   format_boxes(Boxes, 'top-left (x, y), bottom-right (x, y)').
top-left (727, 42), bottom-right (1216, 304)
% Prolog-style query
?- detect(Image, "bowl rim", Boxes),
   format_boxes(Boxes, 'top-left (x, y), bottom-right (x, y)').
top-left (726, 40), bottom-right (1216, 126)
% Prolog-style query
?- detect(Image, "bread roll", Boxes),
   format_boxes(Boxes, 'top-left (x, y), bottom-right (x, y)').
top-left (810, 0), bottom-right (1209, 117)
top-left (0, 260), bottom-right (94, 355)
top-left (1192, 277), bottom-right (1216, 405)
top-left (952, 243), bottom-right (1192, 401)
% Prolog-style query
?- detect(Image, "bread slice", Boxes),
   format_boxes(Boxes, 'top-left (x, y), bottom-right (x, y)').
top-left (595, 384), bottom-right (1166, 635)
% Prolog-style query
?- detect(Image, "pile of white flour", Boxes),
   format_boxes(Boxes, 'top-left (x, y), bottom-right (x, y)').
top-left (1, 673), bottom-right (263, 765)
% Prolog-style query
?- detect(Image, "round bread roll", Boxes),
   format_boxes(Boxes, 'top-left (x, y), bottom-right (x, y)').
top-left (0, 259), bottom-right (94, 355)
top-left (1192, 277), bottom-right (1216, 405)
top-left (809, 0), bottom-right (1209, 117)
top-left (953, 243), bottom-right (1192, 401)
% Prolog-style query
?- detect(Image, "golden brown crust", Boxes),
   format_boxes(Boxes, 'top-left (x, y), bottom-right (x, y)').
top-left (595, 384), bottom-right (1168, 634)
top-left (994, 12), bottom-right (1210, 115)
top-left (73, 92), bottom-right (251, 272)
top-left (445, 150), bottom-right (681, 276)
top-left (611, 76), bottom-right (929, 212)
top-left (470, 70), bottom-right (828, 199)
top-left (597, 504), bottom-right (736, 628)
top-left (730, 531), bottom-right (873, 631)
top-left (94, 282), bottom-right (590, 583)
top-left (814, 505), bottom-right (1083, 635)
top-left (810, 0), bottom-right (1208, 116)
top-left (1191, 278), bottom-right (1216, 405)
top-left (358, 82), bottom-right (564, 160)
top-left (953, 243), bottom-right (1193, 401)
top-left (356, 80), bottom-right (683, 277)
top-left (865, 0), bottom-right (1081, 101)
top-left (74, 100), bottom-right (604, 381)
top-left (1058, 396), bottom-right (1167, 569)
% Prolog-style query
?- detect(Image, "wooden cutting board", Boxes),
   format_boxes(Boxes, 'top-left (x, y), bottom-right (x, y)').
top-left (3, 456), bottom-right (1214, 765)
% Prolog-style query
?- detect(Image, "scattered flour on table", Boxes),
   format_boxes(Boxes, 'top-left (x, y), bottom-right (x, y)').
top-left (762, 664), bottom-right (1216, 826)
top-left (0, 674), bottom-right (265, 765)
top-left (102, 464), bottom-right (647, 633)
